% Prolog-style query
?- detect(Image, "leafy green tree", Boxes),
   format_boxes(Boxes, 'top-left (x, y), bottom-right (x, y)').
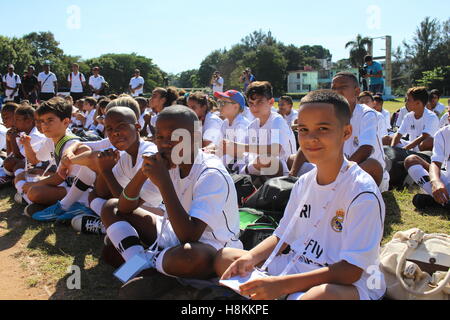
top-left (345, 34), bottom-right (372, 67)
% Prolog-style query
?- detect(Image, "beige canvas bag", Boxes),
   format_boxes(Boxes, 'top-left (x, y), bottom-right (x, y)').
top-left (380, 228), bottom-right (450, 300)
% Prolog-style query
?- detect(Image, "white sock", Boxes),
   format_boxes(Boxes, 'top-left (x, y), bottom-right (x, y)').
top-left (23, 193), bottom-right (32, 205)
top-left (14, 168), bottom-right (25, 176)
top-left (106, 221), bottom-right (144, 261)
top-left (408, 165), bottom-right (432, 195)
top-left (16, 180), bottom-right (26, 194)
top-left (60, 167), bottom-right (96, 210)
top-left (90, 198), bottom-right (107, 217)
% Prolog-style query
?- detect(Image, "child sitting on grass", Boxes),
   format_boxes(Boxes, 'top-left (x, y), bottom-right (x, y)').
top-left (215, 90), bottom-right (386, 300)
top-left (100, 105), bottom-right (242, 284)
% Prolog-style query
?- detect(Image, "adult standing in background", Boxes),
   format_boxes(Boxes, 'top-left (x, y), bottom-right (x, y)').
top-left (38, 62), bottom-right (58, 101)
top-left (211, 71), bottom-right (224, 94)
top-left (363, 55), bottom-right (384, 95)
top-left (89, 66), bottom-right (106, 99)
top-left (68, 63), bottom-right (86, 102)
top-left (2, 64), bottom-right (21, 103)
top-left (239, 67), bottom-right (255, 93)
top-left (21, 66), bottom-right (39, 104)
top-left (129, 69), bottom-right (145, 97)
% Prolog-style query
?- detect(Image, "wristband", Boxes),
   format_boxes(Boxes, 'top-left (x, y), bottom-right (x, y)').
top-left (122, 190), bottom-right (140, 201)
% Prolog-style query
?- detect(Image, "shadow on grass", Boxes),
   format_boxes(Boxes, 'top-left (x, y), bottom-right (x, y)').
top-left (28, 223), bottom-right (122, 300)
top-left (0, 187), bottom-right (30, 251)
top-left (412, 205), bottom-right (450, 220)
top-left (382, 191), bottom-right (402, 239)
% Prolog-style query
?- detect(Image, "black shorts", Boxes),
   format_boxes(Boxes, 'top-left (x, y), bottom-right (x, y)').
top-left (70, 92), bottom-right (85, 103)
top-left (39, 92), bottom-right (55, 101)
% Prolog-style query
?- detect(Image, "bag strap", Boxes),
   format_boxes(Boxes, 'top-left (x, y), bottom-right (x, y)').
top-left (395, 232), bottom-right (450, 297)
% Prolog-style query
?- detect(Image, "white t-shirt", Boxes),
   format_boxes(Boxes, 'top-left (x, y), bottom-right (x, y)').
top-left (431, 126), bottom-right (450, 171)
top-left (129, 76), bottom-right (145, 97)
top-left (280, 109), bottom-right (298, 128)
top-left (35, 137), bottom-right (54, 162)
top-left (67, 72), bottom-right (86, 93)
top-left (82, 138), bottom-right (113, 151)
top-left (395, 106), bottom-right (409, 128)
top-left (439, 112), bottom-right (449, 129)
top-left (16, 126), bottom-right (46, 158)
top-left (375, 111), bottom-right (388, 138)
top-left (431, 102), bottom-right (446, 118)
top-left (381, 109), bottom-right (390, 133)
top-left (143, 151), bottom-right (242, 250)
top-left (138, 109), bottom-right (153, 137)
top-left (398, 108), bottom-right (439, 152)
top-left (247, 112), bottom-right (297, 163)
top-left (112, 140), bottom-right (162, 207)
top-left (344, 104), bottom-right (385, 171)
top-left (273, 160), bottom-right (386, 300)
top-left (242, 106), bottom-right (255, 122)
top-left (212, 77), bottom-right (224, 93)
top-left (38, 72), bottom-right (58, 93)
top-left (219, 113), bottom-right (250, 168)
top-left (203, 112), bottom-right (223, 146)
top-left (84, 109), bottom-right (97, 131)
top-left (89, 75), bottom-right (106, 98)
top-left (2, 73), bottom-right (21, 100)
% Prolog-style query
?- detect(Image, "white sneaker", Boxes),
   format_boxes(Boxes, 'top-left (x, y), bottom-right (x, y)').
top-left (71, 214), bottom-right (106, 235)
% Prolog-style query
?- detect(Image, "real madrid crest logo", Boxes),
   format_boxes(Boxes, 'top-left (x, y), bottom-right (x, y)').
top-left (331, 209), bottom-right (345, 233)
top-left (353, 136), bottom-right (359, 148)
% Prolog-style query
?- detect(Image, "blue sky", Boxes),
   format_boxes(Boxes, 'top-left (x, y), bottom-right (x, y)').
top-left (2, 0), bottom-right (449, 74)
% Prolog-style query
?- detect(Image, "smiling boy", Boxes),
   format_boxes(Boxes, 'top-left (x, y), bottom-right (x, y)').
top-left (215, 90), bottom-right (386, 300)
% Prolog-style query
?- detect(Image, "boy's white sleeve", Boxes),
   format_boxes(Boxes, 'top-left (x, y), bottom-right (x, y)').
top-left (358, 111), bottom-right (378, 148)
top-left (35, 139), bottom-right (53, 162)
top-left (431, 129), bottom-right (446, 164)
top-left (82, 138), bottom-right (113, 151)
top-left (88, 76), bottom-right (93, 87)
top-left (423, 114), bottom-right (439, 137)
top-left (339, 192), bottom-right (384, 271)
top-left (203, 118), bottom-right (222, 145)
top-left (140, 180), bottom-right (163, 207)
top-left (189, 169), bottom-right (231, 232)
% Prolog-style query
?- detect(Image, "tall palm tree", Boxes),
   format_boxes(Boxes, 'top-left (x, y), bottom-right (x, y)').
top-left (345, 34), bottom-right (372, 67)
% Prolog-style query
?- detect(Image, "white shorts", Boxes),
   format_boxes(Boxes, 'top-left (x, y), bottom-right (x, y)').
top-left (154, 215), bottom-right (227, 251)
top-left (266, 252), bottom-right (376, 301)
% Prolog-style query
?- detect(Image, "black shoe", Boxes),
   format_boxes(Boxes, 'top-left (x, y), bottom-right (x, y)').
top-left (412, 194), bottom-right (438, 210)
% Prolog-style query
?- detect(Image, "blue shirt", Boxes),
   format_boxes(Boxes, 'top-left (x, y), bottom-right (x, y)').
top-left (366, 61), bottom-right (384, 85)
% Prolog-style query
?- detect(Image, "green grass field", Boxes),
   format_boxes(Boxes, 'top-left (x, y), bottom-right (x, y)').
top-left (0, 97), bottom-right (449, 299)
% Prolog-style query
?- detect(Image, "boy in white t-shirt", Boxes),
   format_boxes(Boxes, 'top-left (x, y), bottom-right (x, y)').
top-left (223, 82), bottom-right (296, 177)
top-left (278, 96), bottom-right (298, 129)
top-left (216, 90), bottom-right (386, 300)
top-left (439, 105), bottom-right (449, 129)
top-left (404, 125), bottom-right (450, 210)
top-left (390, 87), bottom-right (439, 152)
top-left (129, 69), bottom-right (145, 97)
top-left (100, 105), bottom-right (242, 282)
top-left (67, 63), bottom-right (86, 102)
top-left (74, 97), bottom-right (97, 131)
top-left (88, 67), bottom-right (106, 99)
top-left (211, 90), bottom-right (250, 172)
top-left (290, 73), bottom-right (386, 190)
top-left (2, 105), bottom-right (46, 181)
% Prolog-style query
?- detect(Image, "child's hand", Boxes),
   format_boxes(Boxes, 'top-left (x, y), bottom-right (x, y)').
top-left (57, 163), bottom-right (70, 179)
top-left (221, 253), bottom-right (256, 280)
top-left (431, 180), bottom-right (449, 205)
top-left (143, 114), bottom-right (152, 125)
top-left (95, 149), bottom-right (120, 173)
top-left (19, 134), bottom-right (32, 146)
top-left (6, 128), bottom-right (19, 142)
top-left (141, 153), bottom-right (171, 188)
top-left (239, 276), bottom-right (285, 300)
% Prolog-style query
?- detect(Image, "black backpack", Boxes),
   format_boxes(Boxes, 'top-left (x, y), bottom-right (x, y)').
top-left (243, 176), bottom-right (298, 217)
top-left (238, 207), bottom-right (279, 250)
top-left (230, 173), bottom-right (257, 207)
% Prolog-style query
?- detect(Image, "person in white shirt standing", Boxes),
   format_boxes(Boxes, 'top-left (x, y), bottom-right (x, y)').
top-left (129, 69), bottom-right (145, 97)
top-left (211, 71), bottom-right (224, 94)
top-left (68, 63), bottom-right (86, 103)
top-left (2, 64), bottom-right (21, 103)
top-left (88, 67), bottom-right (106, 99)
top-left (38, 63), bottom-right (58, 101)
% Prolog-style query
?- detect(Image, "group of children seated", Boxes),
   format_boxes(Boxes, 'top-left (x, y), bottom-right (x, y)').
top-left (0, 73), bottom-right (448, 300)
